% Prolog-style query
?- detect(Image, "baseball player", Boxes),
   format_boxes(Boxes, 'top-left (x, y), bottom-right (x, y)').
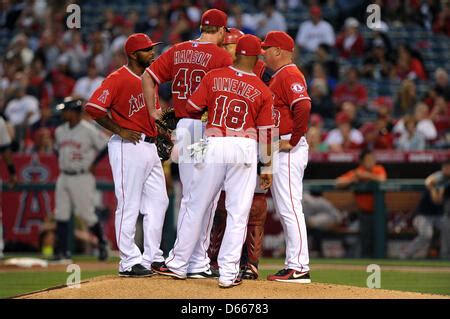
top-left (142, 9), bottom-right (233, 278)
top-left (157, 35), bottom-right (274, 288)
top-left (207, 28), bottom-right (272, 280)
top-left (85, 34), bottom-right (169, 277)
top-left (262, 31), bottom-right (312, 283)
top-left (0, 116), bottom-right (17, 259)
top-left (53, 97), bottom-right (109, 263)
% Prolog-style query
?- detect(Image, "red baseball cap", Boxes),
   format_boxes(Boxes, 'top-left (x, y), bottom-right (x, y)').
top-left (310, 6), bottom-right (322, 16)
top-left (124, 33), bottom-right (161, 56)
top-left (223, 28), bottom-right (244, 45)
top-left (261, 31), bottom-right (295, 52)
top-left (201, 9), bottom-right (229, 31)
top-left (236, 34), bottom-right (262, 56)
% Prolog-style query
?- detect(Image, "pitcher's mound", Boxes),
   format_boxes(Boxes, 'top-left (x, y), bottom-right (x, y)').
top-left (16, 276), bottom-right (449, 299)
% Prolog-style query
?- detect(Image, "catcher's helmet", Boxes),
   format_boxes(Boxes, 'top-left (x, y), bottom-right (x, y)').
top-left (56, 97), bottom-right (83, 112)
top-left (223, 28), bottom-right (244, 45)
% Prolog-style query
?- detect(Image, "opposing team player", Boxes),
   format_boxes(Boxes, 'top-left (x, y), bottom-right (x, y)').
top-left (53, 97), bottom-right (109, 263)
top-left (157, 35), bottom-right (274, 288)
top-left (208, 28), bottom-right (271, 280)
top-left (142, 9), bottom-right (233, 278)
top-left (262, 31), bottom-right (312, 283)
top-left (85, 34), bottom-right (169, 277)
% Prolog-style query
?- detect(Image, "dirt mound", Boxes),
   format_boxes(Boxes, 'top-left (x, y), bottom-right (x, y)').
top-left (16, 275), bottom-right (449, 299)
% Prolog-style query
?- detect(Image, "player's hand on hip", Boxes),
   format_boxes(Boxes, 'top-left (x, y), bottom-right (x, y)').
top-left (118, 128), bottom-right (141, 144)
top-left (259, 173), bottom-right (272, 190)
top-left (279, 140), bottom-right (293, 152)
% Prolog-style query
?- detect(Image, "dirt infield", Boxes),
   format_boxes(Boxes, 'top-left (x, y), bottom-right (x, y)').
top-left (16, 275), bottom-right (449, 299)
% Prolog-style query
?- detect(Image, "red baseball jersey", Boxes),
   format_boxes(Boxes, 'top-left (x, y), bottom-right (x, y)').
top-left (269, 64), bottom-right (311, 136)
top-left (187, 66), bottom-right (274, 140)
top-left (146, 40), bottom-right (233, 119)
top-left (85, 65), bottom-right (158, 137)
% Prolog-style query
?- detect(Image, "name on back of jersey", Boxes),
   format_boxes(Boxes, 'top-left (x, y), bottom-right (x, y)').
top-left (212, 77), bottom-right (261, 102)
top-left (174, 50), bottom-right (212, 67)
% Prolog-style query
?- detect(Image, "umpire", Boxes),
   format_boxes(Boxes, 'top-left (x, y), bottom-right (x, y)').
top-left (53, 97), bottom-right (109, 263)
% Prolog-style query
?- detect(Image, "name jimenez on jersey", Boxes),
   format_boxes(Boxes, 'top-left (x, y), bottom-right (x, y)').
top-left (212, 77), bottom-right (261, 102)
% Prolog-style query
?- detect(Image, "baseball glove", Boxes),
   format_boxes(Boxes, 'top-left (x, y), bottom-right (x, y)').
top-left (155, 107), bottom-right (178, 133)
top-left (156, 134), bottom-right (173, 162)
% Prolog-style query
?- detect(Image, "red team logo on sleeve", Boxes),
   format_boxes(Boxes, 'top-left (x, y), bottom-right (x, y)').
top-left (291, 83), bottom-right (305, 94)
top-left (97, 90), bottom-right (110, 104)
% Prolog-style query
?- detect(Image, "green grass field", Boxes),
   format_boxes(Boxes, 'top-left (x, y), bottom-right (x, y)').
top-left (1, 256), bottom-right (450, 298)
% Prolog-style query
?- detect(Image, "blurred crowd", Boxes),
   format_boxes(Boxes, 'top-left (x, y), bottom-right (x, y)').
top-left (1, 0), bottom-right (450, 154)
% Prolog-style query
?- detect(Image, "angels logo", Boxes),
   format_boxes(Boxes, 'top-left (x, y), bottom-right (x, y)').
top-left (97, 90), bottom-right (109, 104)
top-left (291, 83), bottom-right (305, 94)
top-left (14, 156), bottom-right (52, 234)
top-left (129, 93), bottom-right (145, 117)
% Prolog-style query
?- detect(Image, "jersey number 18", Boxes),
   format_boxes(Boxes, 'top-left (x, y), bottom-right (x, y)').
top-left (212, 95), bottom-right (249, 131)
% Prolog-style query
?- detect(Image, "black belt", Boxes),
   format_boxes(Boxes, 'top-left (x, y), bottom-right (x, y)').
top-left (144, 136), bottom-right (156, 143)
top-left (62, 170), bottom-right (86, 175)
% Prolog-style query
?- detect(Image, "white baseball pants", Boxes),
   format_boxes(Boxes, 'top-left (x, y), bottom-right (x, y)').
top-left (166, 137), bottom-right (257, 284)
top-left (271, 134), bottom-right (310, 272)
top-left (108, 134), bottom-right (169, 272)
top-left (175, 118), bottom-right (219, 273)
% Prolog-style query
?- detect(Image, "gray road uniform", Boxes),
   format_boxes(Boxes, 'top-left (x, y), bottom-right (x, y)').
top-left (54, 118), bottom-right (109, 260)
top-left (55, 120), bottom-right (108, 225)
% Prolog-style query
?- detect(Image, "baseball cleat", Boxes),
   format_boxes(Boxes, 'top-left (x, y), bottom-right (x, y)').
top-left (187, 268), bottom-right (219, 279)
top-left (218, 277), bottom-right (242, 288)
top-left (119, 264), bottom-right (156, 278)
top-left (267, 268), bottom-right (311, 283)
top-left (151, 261), bottom-right (168, 273)
top-left (156, 267), bottom-right (187, 279)
top-left (240, 263), bottom-right (259, 280)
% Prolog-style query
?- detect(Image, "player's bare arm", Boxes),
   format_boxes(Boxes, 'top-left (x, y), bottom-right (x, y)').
top-left (259, 128), bottom-right (273, 190)
top-left (90, 146), bottom-right (108, 174)
top-left (142, 72), bottom-right (162, 120)
top-left (94, 116), bottom-right (141, 144)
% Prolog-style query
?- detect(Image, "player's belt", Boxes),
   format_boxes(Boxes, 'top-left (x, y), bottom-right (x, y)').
top-left (62, 170), bottom-right (87, 175)
top-left (144, 136), bottom-right (156, 143)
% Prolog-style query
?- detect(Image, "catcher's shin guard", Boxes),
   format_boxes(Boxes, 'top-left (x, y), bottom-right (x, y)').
top-left (241, 193), bottom-right (268, 279)
top-left (207, 192), bottom-right (227, 270)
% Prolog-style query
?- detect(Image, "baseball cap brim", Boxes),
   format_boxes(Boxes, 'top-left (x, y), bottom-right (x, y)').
top-left (137, 42), bottom-right (162, 51)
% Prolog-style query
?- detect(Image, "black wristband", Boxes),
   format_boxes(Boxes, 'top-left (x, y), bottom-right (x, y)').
top-left (7, 163), bottom-right (16, 175)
